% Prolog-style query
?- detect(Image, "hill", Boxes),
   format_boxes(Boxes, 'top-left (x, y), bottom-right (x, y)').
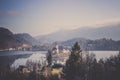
top-left (0, 27), bottom-right (39, 50)
top-left (61, 38), bottom-right (120, 50)
top-left (15, 33), bottom-right (39, 46)
top-left (0, 27), bottom-right (21, 50)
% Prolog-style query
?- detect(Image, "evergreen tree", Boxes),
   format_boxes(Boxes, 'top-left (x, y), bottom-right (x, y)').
top-left (47, 50), bottom-right (52, 67)
top-left (63, 42), bottom-right (82, 80)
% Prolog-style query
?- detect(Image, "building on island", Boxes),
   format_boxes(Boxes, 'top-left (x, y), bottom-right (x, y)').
top-left (51, 44), bottom-right (70, 66)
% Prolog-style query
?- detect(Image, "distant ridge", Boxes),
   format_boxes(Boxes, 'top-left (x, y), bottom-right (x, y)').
top-left (15, 33), bottom-right (39, 46)
top-left (36, 23), bottom-right (120, 43)
top-left (0, 23), bottom-right (120, 50)
top-left (60, 38), bottom-right (120, 50)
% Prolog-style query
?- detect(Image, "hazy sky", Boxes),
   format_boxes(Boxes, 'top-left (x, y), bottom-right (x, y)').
top-left (0, 0), bottom-right (120, 36)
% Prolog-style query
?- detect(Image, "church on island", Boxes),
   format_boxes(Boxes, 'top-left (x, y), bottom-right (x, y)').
top-left (50, 44), bottom-right (70, 65)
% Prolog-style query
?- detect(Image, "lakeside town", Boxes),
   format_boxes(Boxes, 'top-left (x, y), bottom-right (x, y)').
top-left (0, 44), bottom-right (32, 51)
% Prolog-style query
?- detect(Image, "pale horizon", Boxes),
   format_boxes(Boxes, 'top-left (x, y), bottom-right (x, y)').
top-left (0, 0), bottom-right (120, 36)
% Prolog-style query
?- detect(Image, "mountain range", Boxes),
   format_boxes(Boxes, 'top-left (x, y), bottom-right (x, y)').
top-left (0, 23), bottom-right (120, 50)
top-left (36, 23), bottom-right (120, 43)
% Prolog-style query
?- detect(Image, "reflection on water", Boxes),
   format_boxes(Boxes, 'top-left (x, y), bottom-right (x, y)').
top-left (0, 51), bottom-right (47, 70)
top-left (11, 58), bottom-right (28, 69)
top-left (10, 51), bottom-right (120, 70)
top-left (11, 53), bottom-right (46, 69)
top-left (0, 51), bottom-right (119, 70)
top-left (0, 51), bottom-right (48, 56)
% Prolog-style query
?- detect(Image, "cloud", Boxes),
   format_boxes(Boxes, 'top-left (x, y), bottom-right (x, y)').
top-left (0, 10), bottom-right (21, 16)
top-left (6, 11), bottom-right (18, 16)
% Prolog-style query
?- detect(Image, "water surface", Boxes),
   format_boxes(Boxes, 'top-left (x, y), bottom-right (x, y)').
top-left (0, 51), bottom-right (119, 69)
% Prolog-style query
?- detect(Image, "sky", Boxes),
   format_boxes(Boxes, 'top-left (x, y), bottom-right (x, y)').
top-left (0, 0), bottom-right (120, 36)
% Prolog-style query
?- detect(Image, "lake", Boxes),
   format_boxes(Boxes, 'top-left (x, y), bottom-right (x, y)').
top-left (89, 51), bottom-right (119, 60)
top-left (0, 51), bottom-right (119, 69)
top-left (0, 51), bottom-right (47, 69)
top-left (0, 51), bottom-right (47, 56)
